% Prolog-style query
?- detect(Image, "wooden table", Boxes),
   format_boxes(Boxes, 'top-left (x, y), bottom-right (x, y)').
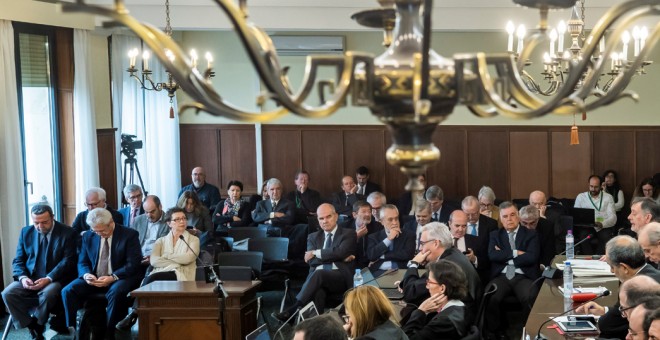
top-left (524, 258), bottom-right (619, 339)
top-left (132, 280), bottom-right (261, 340)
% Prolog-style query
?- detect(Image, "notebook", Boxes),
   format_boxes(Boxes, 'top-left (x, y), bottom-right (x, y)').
top-left (572, 208), bottom-right (595, 227)
top-left (360, 268), bottom-right (404, 300)
top-left (245, 323), bottom-right (271, 340)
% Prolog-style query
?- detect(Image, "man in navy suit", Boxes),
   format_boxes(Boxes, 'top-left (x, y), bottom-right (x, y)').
top-left (367, 204), bottom-right (415, 276)
top-left (252, 178), bottom-right (296, 230)
top-left (485, 202), bottom-right (541, 339)
top-left (402, 200), bottom-right (433, 248)
top-left (61, 208), bottom-right (143, 338)
top-left (355, 166), bottom-right (382, 197)
top-left (462, 195), bottom-right (498, 284)
top-left (273, 204), bottom-right (356, 321)
top-left (117, 184), bottom-right (144, 227)
top-left (71, 187), bottom-right (123, 244)
top-left (2, 204), bottom-right (76, 339)
top-left (330, 176), bottom-right (364, 217)
top-left (340, 200), bottom-right (383, 269)
top-left (449, 210), bottom-right (488, 282)
top-left (425, 185), bottom-right (457, 224)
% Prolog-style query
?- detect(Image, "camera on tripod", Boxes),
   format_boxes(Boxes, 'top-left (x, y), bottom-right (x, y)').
top-left (120, 134), bottom-right (143, 160)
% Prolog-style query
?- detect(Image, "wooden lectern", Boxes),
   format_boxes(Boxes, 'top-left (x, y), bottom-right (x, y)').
top-left (132, 280), bottom-right (261, 340)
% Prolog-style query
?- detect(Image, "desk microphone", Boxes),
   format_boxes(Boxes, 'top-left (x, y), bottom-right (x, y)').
top-left (534, 289), bottom-right (610, 340)
top-left (361, 268), bottom-right (398, 286)
top-left (542, 235), bottom-right (592, 279)
top-left (178, 235), bottom-right (227, 297)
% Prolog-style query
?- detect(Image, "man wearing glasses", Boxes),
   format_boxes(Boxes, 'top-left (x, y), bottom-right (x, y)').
top-left (71, 187), bottom-right (123, 244)
top-left (61, 208), bottom-right (143, 339)
top-left (118, 184), bottom-right (145, 227)
top-left (576, 236), bottom-right (660, 339)
top-left (1, 204), bottom-right (76, 339)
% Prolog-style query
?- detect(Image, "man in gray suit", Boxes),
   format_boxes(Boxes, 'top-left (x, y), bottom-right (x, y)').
top-left (131, 195), bottom-right (169, 265)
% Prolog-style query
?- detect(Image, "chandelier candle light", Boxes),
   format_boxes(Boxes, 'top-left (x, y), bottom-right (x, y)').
top-left (59, 0), bottom-right (660, 190)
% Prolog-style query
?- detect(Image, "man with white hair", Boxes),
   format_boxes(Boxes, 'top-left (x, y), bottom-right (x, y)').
top-left (366, 192), bottom-right (387, 223)
top-left (118, 184), bottom-right (144, 227)
top-left (71, 187), bottom-right (123, 240)
top-left (366, 205), bottom-right (415, 276)
top-left (638, 222), bottom-right (660, 264)
top-left (399, 221), bottom-right (481, 325)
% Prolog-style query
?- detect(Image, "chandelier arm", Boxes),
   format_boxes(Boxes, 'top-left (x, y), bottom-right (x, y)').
top-left (520, 69), bottom-right (560, 96)
top-left (574, 5), bottom-right (660, 100)
top-left (467, 105), bottom-right (499, 118)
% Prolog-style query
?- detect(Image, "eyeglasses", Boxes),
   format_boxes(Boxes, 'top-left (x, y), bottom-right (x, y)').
top-left (419, 239), bottom-right (436, 246)
top-left (128, 194), bottom-right (143, 201)
top-left (171, 217), bottom-right (187, 223)
top-left (619, 304), bottom-right (635, 317)
top-left (426, 279), bottom-right (441, 286)
top-left (341, 315), bottom-right (350, 324)
top-left (85, 201), bottom-right (102, 208)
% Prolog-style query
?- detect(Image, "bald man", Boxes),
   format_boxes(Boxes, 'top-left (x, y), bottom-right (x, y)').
top-left (330, 176), bottom-right (363, 217)
top-left (178, 166), bottom-right (221, 211)
top-left (638, 222), bottom-right (660, 265)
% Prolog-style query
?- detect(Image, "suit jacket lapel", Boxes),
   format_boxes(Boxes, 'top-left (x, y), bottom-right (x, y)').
top-left (91, 234), bottom-right (100, 271)
top-left (515, 226), bottom-right (525, 249)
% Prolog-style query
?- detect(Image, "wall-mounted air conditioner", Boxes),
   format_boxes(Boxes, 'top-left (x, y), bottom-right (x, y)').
top-left (270, 36), bottom-right (345, 56)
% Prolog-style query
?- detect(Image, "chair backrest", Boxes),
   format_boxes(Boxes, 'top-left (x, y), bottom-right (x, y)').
top-left (216, 251), bottom-right (263, 278)
top-left (475, 282), bottom-right (498, 334)
top-left (228, 226), bottom-right (267, 241)
top-left (248, 237), bottom-right (289, 262)
top-left (195, 265), bottom-right (254, 281)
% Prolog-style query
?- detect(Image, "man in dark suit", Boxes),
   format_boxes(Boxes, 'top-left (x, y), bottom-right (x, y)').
top-left (462, 195), bottom-right (498, 284)
top-left (178, 166), bottom-right (221, 212)
top-left (399, 222), bottom-right (482, 325)
top-left (355, 166), bottom-right (382, 197)
top-left (71, 187), bottom-right (123, 242)
top-left (402, 200), bottom-right (432, 248)
top-left (285, 170), bottom-right (322, 225)
top-left (575, 235), bottom-right (660, 339)
top-left (252, 178), bottom-right (296, 232)
top-left (340, 200), bottom-right (383, 269)
top-left (425, 185), bottom-right (457, 224)
top-left (519, 205), bottom-right (556, 267)
top-left (61, 208), bottom-right (143, 338)
top-left (118, 184), bottom-right (144, 227)
top-left (448, 210), bottom-right (489, 283)
top-left (330, 176), bottom-right (364, 217)
top-left (1, 205), bottom-right (76, 339)
top-left (273, 204), bottom-right (356, 321)
top-left (367, 204), bottom-right (415, 276)
top-left (485, 202), bottom-right (541, 339)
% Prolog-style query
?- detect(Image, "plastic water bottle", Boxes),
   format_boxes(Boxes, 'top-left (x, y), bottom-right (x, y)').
top-left (353, 269), bottom-right (363, 287)
top-left (563, 261), bottom-right (573, 298)
top-left (566, 230), bottom-right (575, 261)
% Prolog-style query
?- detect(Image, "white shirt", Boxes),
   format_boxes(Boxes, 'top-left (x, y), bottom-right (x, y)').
top-left (314, 226), bottom-right (339, 270)
top-left (142, 221), bottom-right (160, 256)
top-left (574, 192), bottom-right (617, 229)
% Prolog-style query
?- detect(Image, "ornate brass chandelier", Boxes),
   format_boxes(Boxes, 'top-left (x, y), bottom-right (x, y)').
top-left (506, 0), bottom-right (653, 96)
top-left (59, 0), bottom-right (660, 190)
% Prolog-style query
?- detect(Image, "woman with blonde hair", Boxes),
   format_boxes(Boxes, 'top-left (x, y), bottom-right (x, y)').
top-left (342, 285), bottom-right (408, 340)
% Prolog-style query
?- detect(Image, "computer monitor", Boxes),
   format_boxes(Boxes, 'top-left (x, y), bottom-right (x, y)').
top-left (572, 207), bottom-right (595, 227)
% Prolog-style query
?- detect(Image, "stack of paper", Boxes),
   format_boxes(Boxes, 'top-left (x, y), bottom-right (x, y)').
top-left (558, 286), bottom-right (608, 294)
top-left (556, 260), bottom-right (614, 277)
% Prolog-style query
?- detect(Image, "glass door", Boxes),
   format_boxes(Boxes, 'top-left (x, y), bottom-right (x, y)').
top-left (14, 24), bottom-right (61, 221)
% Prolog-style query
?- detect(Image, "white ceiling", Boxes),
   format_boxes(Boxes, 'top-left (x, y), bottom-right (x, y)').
top-left (81, 0), bottom-right (631, 32)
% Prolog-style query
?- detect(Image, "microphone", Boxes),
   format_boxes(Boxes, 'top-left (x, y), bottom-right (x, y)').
top-left (178, 235), bottom-right (226, 291)
top-left (360, 268), bottom-right (398, 286)
top-left (274, 308), bottom-right (301, 340)
top-left (534, 289), bottom-right (610, 339)
top-left (542, 235), bottom-right (593, 279)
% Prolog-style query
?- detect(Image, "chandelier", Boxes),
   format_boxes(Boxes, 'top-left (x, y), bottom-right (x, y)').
top-left (506, 0), bottom-right (653, 96)
top-left (125, 0), bottom-right (215, 117)
top-left (60, 0), bottom-right (660, 190)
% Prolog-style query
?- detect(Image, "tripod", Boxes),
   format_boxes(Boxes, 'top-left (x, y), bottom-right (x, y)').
top-left (122, 156), bottom-right (147, 197)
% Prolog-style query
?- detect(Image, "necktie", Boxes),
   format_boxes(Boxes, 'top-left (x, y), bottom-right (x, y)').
top-left (506, 232), bottom-right (516, 280)
top-left (35, 235), bottom-right (48, 279)
top-left (453, 237), bottom-right (458, 248)
top-left (358, 185), bottom-right (364, 195)
top-left (97, 238), bottom-right (110, 277)
top-left (272, 201), bottom-right (278, 211)
top-left (323, 233), bottom-right (333, 270)
top-left (433, 212), bottom-right (439, 221)
top-left (469, 223), bottom-right (477, 236)
top-left (130, 208), bottom-right (138, 225)
top-left (345, 193), bottom-right (349, 206)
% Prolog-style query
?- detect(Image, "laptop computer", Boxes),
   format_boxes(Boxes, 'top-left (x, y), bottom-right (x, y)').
top-left (572, 207), bottom-right (595, 227)
top-left (360, 268), bottom-right (404, 300)
top-left (245, 323), bottom-right (271, 340)
top-left (296, 301), bottom-right (320, 324)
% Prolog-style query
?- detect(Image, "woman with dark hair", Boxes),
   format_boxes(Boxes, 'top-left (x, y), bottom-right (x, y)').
top-left (176, 190), bottom-right (212, 245)
top-left (342, 285), bottom-right (408, 340)
top-left (633, 178), bottom-right (660, 204)
top-left (212, 180), bottom-right (251, 234)
top-left (602, 170), bottom-right (625, 212)
top-left (402, 259), bottom-right (469, 339)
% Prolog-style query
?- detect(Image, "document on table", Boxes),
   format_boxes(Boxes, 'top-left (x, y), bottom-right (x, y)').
top-left (558, 286), bottom-right (608, 294)
top-left (556, 260), bottom-right (614, 277)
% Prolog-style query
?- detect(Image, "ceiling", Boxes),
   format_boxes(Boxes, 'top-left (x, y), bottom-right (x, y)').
top-left (81, 0), bottom-right (630, 32)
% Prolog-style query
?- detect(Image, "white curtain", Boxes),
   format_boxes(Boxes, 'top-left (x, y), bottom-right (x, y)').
top-left (0, 20), bottom-right (27, 286)
top-left (73, 29), bottom-right (100, 212)
top-left (111, 34), bottom-right (181, 208)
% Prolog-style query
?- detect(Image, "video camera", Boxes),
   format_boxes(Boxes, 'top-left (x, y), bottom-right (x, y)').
top-left (120, 134), bottom-right (143, 159)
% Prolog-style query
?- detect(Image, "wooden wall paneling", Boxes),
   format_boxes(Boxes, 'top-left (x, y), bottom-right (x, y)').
top-left (429, 128), bottom-right (468, 202)
top-left (382, 130), bottom-right (411, 201)
top-left (96, 129), bottom-right (119, 208)
top-left (635, 131), bottom-right (660, 183)
top-left (54, 28), bottom-right (76, 224)
top-left (301, 129), bottom-right (343, 198)
top-left (467, 130), bottom-right (510, 200)
top-left (219, 127), bottom-right (257, 194)
top-left (179, 126), bottom-right (221, 188)
top-left (551, 131), bottom-right (592, 199)
top-left (342, 128), bottom-right (387, 194)
top-left (509, 131), bottom-right (549, 200)
top-left (593, 130), bottom-right (635, 203)
top-left (261, 127), bottom-right (301, 194)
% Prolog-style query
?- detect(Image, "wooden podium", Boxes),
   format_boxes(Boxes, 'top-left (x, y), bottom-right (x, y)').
top-left (132, 281), bottom-right (261, 340)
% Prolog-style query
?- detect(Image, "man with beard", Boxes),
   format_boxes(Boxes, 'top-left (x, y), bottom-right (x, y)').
top-left (574, 175), bottom-right (617, 254)
top-left (340, 200), bottom-right (383, 268)
top-left (178, 167), bottom-right (221, 211)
